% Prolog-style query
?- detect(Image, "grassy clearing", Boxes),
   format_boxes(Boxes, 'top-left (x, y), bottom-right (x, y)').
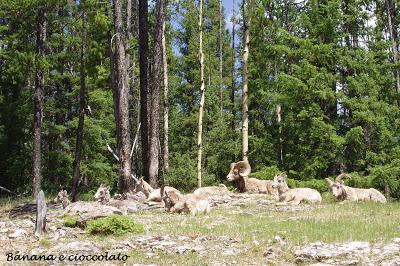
top-left (133, 202), bottom-right (400, 244)
top-left (1, 196), bottom-right (399, 265)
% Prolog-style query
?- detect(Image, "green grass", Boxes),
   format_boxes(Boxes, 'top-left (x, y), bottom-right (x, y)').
top-left (133, 202), bottom-right (400, 244)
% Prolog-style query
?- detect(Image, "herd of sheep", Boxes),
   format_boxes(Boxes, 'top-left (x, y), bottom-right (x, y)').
top-left (55, 160), bottom-right (387, 217)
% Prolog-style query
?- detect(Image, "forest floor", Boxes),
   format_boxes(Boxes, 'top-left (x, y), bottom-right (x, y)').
top-left (0, 193), bottom-right (399, 265)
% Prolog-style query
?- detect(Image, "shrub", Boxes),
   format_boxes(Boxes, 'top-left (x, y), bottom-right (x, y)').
top-left (86, 215), bottom-right (144, 236)
top-left (251, 166), bottom-right (281, 180)
top-left (63, 215), bottom-right (79, 228)
top-left (370, 160), bottom-right (400, 199)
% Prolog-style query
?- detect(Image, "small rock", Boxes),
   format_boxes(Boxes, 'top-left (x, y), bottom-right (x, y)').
top-left (263, 247), bottom-right (275, 259)
top-left (273, 235), bottom-right (286, 246)
top-left (8, 229), bottom-right (27, 239)
top-left (223, 247), bottom-right (239, 256)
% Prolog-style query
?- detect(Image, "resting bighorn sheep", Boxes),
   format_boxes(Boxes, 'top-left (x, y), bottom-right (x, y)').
top-left (135, 177), bottom-right (182, 203)
top-left (162, 190), bottom-right (210, 216)
top-left (273, 174), bottom-right (322, 205)
top-left (226, 161), bottom-right (278, 197)
top-left (325, 173), bottom-right (387, 203)
top-left (54, 189), bottom-right (70, 209)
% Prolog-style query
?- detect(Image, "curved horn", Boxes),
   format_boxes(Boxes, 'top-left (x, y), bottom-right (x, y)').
top-left (235, 161), bottom-right (251, 177)
top-left (335, 173), bottom-right (352, 183)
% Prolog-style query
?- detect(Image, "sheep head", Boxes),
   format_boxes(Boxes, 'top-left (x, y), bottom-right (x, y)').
top-left (226, 161), bottom-right (251, 181)
top-left (134, 176), bottom-right (154, 197)
top-left (54, 189), bottom-right (68, 203)
top-left (272, 173), bottom-right (289, 193)
top-left (162, 190), bottom-right (182, 212)
top-left (94, 184), bottom-right (111, 204)
top-left (325, 177), bottom-right (346, 200)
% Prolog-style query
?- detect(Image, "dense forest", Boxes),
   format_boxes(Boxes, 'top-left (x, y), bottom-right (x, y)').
top-left (0, 0), bottom-right (399, 199)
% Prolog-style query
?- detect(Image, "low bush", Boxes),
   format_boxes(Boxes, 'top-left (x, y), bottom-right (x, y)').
top-left (86, 215), bottom-right (144, 236)
top-left (250, 166), bottom-right (281, 180)
top-left (63, 215), bottom-right (79, 228)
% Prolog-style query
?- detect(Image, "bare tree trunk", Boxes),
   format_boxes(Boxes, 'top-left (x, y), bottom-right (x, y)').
top-left (230, 0), bottom-right (236, 162)
top-left (385, 0), bottom-right (400, 98)
top-left (242, 0), bottom-right (252, 162)
top-left (276, 104), bottom-right (283, 164)
top-left (197, 0), bottom-right (205, 188)
top-left (162, 19), bottom-right (169, 173)
top-left (219, 0), bottom-right (223, 115)
top-left (71, 5), bottom-right (87, 202)
top-left (33, 7), bottom-right (47, 198)
top-left (113, 0), bottom-right (132, 193)
top-left (139, 0), bottom-right (150, 183)
top-left (149, 0), bottom-right (167, 187)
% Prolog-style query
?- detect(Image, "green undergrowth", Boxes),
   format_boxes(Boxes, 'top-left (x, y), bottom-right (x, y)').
top-left (86, 215), bottom-right (145, 236)
top-left (63, 215), bottom-right (79, 228)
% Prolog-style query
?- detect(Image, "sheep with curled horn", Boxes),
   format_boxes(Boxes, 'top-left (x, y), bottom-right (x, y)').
top-left (325, 173), bottom-right (387, 203)
top-left (226, 160), bottom-right (279, 197)
top-left (272, 173), bottom-right (322, 205)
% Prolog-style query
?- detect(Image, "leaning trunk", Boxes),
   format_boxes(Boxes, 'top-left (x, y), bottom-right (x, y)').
top-left (113, 0), bottom-right (132, 193)
top-left (196, 0), bottom-right (205, 188)
top-left (32, 7), bottom-right (47, 198)
top-left (71, 6), bottom-right (87, 202)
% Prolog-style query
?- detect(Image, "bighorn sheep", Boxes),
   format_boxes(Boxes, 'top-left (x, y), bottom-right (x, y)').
top-left (94, 184), bottom-right (111, 204)
top-left (54, 189), bottom-right (70, 209)
top-left (226, 161), bottom-right (278, 197)
top-left (273, 174), bottom-right (322, 205)
top-left (135, 177), bottom-right (182, 202)
top-left (162, 190), bottom-right (210, 216)
top-left (325, 173), bottom-right (387, 203)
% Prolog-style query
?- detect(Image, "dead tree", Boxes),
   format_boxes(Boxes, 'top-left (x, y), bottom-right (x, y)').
top-left (32, 7), bottom-right (47, 198)
top-left (35, 190), bottom-right (47, 239)
top-left (242, 0), bottom-right (253, 162)
top-left (162, 15), bottom-right (169, 173)
top-left (196, 0), bottom-right (205, 188)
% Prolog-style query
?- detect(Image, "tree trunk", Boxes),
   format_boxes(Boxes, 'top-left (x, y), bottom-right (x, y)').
top-left (242, 0), bottom-right (252, 162)
top-left (276, 104), bottom-right (283, 165)
top-left (113, 0), bottom-right (132, 194)
top-left (149, 0), bottom-right (167, 187)
top-left (385, 0), bottom-right (400, 99)
top-left (32, 7), bottom-right (47, 198)
top-left (162, 19), bottom-right (169, 173)
top-left (219, 0), bottom-right (223, 115)
top-left (230, 0), bottom-right (236, 140)
top-left (139, 0), bottom-right (150, 183)
top-left (71, 5), bottom-right (87, 202)
top-left (197, 0), bottom-right (205, 188)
